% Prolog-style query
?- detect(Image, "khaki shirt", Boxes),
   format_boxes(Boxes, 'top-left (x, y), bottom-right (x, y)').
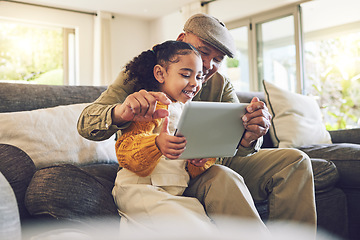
top-left (77, 71), bottom-right (261, 157)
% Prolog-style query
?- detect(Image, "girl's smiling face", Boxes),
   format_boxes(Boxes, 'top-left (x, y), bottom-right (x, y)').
top-left (154, 51), bottom-right (203, 103)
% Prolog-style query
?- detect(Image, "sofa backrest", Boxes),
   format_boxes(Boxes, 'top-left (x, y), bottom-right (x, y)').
top-left (0, 82), bottom-right (275, 148)
top-left (0, 83), bottom-right (106, 113)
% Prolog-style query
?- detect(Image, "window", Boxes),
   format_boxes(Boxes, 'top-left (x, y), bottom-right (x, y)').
top-left (221, 6), bottom-right (302, 93)
top-left (0, 20), bottom-right (76, 85)
top-left (63, 28), bottom-right (77, 85)
top-left (302, 0), bottom-right (360, 129)
top-left (221, 1), bottom-right (359, 129)
top-left (219, 25), bottom-right (250, 91)
top-left (256, 15), bottom-right (297, 92)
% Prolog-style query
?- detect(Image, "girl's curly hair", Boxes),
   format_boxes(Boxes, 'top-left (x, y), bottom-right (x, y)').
top-left (124, 40), bottom-right (200, 92)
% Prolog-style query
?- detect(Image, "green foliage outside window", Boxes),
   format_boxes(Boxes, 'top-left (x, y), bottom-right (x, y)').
top-left (305, 33), bottom-right (360, 130)
top-left (0, 22), bottom-right (63, 85)
top-left (226, 58), bottom-right (239, 68)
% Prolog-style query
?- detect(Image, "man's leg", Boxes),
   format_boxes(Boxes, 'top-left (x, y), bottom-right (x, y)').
top-left (183, 165), bottom-right (267, 232)
top-left (223, 148), bottom-right (316, 228)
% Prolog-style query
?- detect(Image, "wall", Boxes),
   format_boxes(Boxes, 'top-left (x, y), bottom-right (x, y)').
top-left (148, 2), bottom-right (207, 51)
top-left (149, 11), bottom-right (183, 46)
top-left (110, 11), bottom-right (186, 84)
top-left (110, 14), bottom-right (151, 82)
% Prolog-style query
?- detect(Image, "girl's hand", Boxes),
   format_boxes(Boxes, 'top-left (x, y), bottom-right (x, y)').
top-left (188, 158), bottom-right (209, 167)
top-left (155, 117), bottom-right (187, 159)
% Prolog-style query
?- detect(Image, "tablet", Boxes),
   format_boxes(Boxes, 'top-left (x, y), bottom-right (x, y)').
top-left (174, 101), bottom-right (247, 159)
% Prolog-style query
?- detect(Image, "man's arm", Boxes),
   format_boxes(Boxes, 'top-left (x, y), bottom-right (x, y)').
top-left (219, 75), bottom-right (271, 151)
top-left (194, 73), bottom-right (239, 103)
top-left (77, 71), bottom-right (171, 141)
top-left (77, 72), bottom-right (133, 141)
top-left (220, 75), bottom-right (240, 103)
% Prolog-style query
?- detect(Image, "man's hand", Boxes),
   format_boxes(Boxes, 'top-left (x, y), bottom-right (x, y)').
top-left (155, 117), bottom-right (187, 159)
top-left (240, 97), bottom-right (272, 148)
top-left (112, 90), bottom-right (171, 126)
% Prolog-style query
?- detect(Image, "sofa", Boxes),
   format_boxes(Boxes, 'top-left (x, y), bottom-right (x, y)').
top-left (0, 82), bottom-right (359, 239)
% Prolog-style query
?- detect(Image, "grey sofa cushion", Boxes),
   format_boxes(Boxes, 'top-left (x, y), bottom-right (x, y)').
top-left (0, 144), bottom-right (36, 220)
top-left (298, 143), bottom-right (360, 187)
top-left (25, 164), bottom-right (119, 221)
top-left (0, 172), bottom-right (21, 240)
top-left (311, 158), bottom-right (339, 192)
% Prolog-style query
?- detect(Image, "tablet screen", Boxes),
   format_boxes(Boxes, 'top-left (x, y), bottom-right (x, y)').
top-left (174, 101), bottom-right (247, 159)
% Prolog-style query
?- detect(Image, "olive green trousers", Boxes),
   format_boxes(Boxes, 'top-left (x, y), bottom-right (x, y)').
top-left (184, 148), bottom-right (316, 231)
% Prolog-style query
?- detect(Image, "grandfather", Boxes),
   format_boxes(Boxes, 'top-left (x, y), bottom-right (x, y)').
top-left (78, 13), bottom-right (316, 230)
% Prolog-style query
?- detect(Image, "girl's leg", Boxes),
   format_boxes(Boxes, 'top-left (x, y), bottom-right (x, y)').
top-left (113, 179), bottom-right (213, 233)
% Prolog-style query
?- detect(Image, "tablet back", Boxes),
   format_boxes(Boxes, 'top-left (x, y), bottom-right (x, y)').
top-left (175, 101), bottom-right (247, 159)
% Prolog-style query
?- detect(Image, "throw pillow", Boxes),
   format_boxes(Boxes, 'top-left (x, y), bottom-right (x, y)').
top-left (0, 104), bottom-right (117, 169)
top-left (263, 80), bottom-right (332, 148)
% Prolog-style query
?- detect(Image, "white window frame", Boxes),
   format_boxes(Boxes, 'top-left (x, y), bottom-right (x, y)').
top-left (226, 18), bottom-right (253, 90)
top-left (226, 5), bottom-right (304, 93)
top-left (63, 28), bottom-right (77, 85)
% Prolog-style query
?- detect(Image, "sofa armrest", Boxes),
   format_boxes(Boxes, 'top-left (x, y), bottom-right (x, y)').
top-left (329, 128), bottom-right (360, 144)
top-left (298, 143), bottom-right (360, 188)
top-left (0, 172), bottom-right (21, 240)
top-left (0, 144), bottom-right (36, 220)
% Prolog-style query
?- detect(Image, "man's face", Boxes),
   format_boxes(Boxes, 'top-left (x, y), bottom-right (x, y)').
top-left (178, 33), bottom-right (225, 83)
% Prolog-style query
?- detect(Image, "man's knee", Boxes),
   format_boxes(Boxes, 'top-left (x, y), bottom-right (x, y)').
top-left (206, 165), bottom-right (243, 181)
top-left (275, 148), bottom-right (311, 167)
top-left (202, 165), bottom-right (246, 191)
top-left (187, 165), bottom-right (245, 195)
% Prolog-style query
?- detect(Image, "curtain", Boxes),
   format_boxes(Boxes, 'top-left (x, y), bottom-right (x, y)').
top-left (93, 11), bottom-right (112, 86)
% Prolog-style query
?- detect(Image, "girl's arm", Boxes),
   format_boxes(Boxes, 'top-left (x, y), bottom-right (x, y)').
top-left (155, 117), bottom-right (187, 160)
top-left (115, 103), bottom-right (186, 177)
top-left (115, 118), bottom-right (163, 177)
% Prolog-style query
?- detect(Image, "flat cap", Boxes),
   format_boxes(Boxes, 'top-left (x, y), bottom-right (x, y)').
top-left (183, 13), bottom-right (236, 58)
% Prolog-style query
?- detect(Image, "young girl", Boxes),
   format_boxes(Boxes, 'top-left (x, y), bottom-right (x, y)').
top-left (112, 41), bottom-right (217, 232)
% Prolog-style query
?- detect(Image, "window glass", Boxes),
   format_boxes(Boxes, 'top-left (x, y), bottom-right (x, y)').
top-left (0, 20), bottom-right (64, 85)
top-left (219, 26), bottom-right (249, 91)
top-left (256, 15), bottom-right (296, 92)
top-left (302, 0), bottom-right (360, 129)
